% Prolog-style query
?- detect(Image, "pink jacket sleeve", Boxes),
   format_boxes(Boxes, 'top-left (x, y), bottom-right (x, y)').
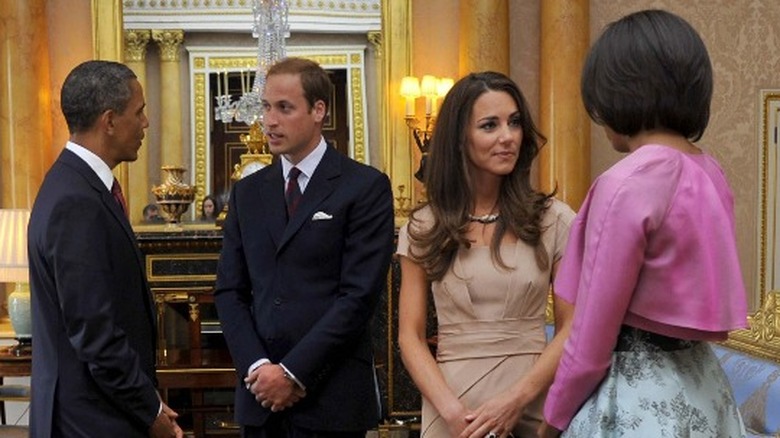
top-left (543, 157), bottom-right (674, 430)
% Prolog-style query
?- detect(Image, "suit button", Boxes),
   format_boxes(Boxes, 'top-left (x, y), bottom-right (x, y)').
top-left (274, 298), bottom-right (281, 306)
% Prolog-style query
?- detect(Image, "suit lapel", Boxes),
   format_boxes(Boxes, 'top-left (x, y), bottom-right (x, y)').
top-left (60, 149), bottom-right (157, 328)
top-left (277, 147), bottom-right (341, 253)
top-left (261, 162), bottom-right (288, 250)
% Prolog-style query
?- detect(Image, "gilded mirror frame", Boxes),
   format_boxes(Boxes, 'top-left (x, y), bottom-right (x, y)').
top-left (723, 90), bottom-right (780, 362)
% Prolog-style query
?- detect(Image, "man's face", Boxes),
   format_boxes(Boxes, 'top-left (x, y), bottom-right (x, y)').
top-left (107, 79), bottom-right (148, 166)
top-left (261, 73), bottom-right (326, 164)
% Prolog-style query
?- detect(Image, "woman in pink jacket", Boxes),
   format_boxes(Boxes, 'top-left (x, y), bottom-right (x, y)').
top-left (541, 9), bottom-right (748, 437)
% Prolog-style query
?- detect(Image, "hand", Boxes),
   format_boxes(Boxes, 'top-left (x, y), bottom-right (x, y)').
top-left (246, 364), bottom-right (306, 412)
top-left (439, 402), bottom-right (471, 438)
top-left (459, 390), bottom-right (524, 438)
top-left (149, 403), bottom-right (184, 438)
top-left (537, 421), bottom-right (561, 438)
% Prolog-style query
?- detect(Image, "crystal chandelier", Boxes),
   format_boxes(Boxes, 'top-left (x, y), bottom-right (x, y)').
top-left (214, 0), bottom-right (289, 125)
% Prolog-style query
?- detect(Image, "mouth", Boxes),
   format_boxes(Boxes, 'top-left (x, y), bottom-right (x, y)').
top-left (493, 150), bottom-right (516, 158)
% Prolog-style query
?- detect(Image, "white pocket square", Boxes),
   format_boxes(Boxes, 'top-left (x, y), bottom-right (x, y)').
top-left (312, 211), bottom-right (333, 221)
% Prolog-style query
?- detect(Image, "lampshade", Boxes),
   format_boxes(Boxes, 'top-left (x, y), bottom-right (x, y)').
top-left (0, 209), bottom-right (30, 283)
top-left (420, 75), bottom-right (438, 97)
top-left (437, 77), bottom-right (454, 97)
top-left (399, 76), bottom-right (421, 99)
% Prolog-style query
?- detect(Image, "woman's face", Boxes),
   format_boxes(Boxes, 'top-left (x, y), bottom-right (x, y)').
top-left (203, 199), bottom-right (215, 216)
top-left (465, 90), bottom-right (522, 179)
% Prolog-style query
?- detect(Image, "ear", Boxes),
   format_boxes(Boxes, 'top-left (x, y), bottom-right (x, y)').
top-left (100, 109), bottom-right (116, 134)
top-left (312, 100), bottom-right (327, 123)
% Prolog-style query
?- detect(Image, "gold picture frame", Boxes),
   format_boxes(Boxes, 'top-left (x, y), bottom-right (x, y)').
top-left (723, 90), bottom-right (780, 362)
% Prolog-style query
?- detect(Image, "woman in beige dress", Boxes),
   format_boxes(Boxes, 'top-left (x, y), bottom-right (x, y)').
top-left (397, 72), bottom-right (575, 438)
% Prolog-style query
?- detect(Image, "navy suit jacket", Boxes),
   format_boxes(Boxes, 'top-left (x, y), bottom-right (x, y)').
top-left (214, 145), bottom-right (395, 431)
top-left (28, 149), bottom-right (159, 437)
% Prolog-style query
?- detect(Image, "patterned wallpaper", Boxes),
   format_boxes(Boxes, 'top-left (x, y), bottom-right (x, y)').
top-left (589, 1), bottom-right (780, 308)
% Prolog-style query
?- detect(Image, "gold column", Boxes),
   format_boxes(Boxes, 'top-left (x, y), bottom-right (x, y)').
top-left (539, 0), bottom-right (590, 209)
top-left (381, 1), bottom-right (416, 223)
top-left (458, 0), bottom-right (509, 76)
top-left (152, 30), bottom-right (185, 170)
top-left (91, 0), bottom-right (129, 198)
top-left (0, 0), bottom-right (51, 208)
top-left (125, 30), bottom-right (151, 224)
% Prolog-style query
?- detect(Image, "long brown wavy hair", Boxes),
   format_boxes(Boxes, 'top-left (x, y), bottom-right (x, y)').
top-left (407, 71), bottom-right (554, 282)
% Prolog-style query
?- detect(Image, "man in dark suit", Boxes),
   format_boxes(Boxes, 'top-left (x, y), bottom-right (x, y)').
top-left (27, 60), bottom-right (182, 438)
top-left (214, 57), bottom-right (395, 437)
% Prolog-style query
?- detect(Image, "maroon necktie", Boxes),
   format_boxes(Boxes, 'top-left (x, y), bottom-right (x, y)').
top-left (111, 178), bottom-right (129, 217)
top-left (285, 167), bottom-right (302, 218)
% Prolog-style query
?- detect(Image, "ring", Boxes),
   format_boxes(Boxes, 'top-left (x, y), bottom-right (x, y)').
top-left (486, 433), bottom-right (498, 438)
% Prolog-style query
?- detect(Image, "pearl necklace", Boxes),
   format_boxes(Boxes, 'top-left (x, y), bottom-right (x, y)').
top-left (467, 213), bottom-right (500, 224)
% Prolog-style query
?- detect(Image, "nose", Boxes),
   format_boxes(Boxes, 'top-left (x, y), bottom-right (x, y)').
top-left (497, 123), bottom-right (514, 143)
top-left (263, 108), bottom-right (278, 127)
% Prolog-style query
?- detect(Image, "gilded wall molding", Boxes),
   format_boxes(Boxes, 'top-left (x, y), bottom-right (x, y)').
top-left (367, 30), bottom-right (382, 59)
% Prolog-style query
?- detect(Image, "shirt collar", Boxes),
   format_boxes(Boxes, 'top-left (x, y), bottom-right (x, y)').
top-left (65, 141), bottom-right (115, 191)
top-left (281, 137), bottom-right (327, 182)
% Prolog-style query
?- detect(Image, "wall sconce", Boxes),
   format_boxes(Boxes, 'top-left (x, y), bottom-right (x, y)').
top-left (400, 75), bottom-right (454, 181)
top-left (0, 209), bottom-right (32, 356)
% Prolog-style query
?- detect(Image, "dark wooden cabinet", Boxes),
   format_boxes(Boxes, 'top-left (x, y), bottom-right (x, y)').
top-left (136, 225), bottom-right (238, 437)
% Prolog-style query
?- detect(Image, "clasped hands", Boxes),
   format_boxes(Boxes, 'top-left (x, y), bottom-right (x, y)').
top-left (150, 402), bottom-right (183, 438)
top-left (444, 390), bottom-right (524, 438)
top-left (245, 363), bottom-right (307, 412)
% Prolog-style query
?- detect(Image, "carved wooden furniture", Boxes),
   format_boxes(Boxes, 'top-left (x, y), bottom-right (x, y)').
top-left (136, 226), bottom-right (237, 437)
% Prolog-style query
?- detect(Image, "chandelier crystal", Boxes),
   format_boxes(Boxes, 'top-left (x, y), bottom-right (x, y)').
top-left (214, 0), bottom-right (289, 125)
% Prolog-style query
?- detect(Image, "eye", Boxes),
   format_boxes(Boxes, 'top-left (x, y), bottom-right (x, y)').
top-left (479, 120), bottom-right (497, 130)
top-left (509, 116), bottom-right (523, 127)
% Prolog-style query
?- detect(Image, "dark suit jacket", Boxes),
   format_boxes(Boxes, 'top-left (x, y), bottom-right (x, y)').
top-left (28, 149), bottom-right (160, 437)
top-left (214, 145), bottom-right (395, 432)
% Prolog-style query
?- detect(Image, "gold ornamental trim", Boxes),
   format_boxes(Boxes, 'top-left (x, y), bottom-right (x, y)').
top-left (124, 30), bottom-right (151, 62)
top-left (151, 29), bottom-right (184, 62)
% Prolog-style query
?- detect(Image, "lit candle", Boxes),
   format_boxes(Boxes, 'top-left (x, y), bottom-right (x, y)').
top-left (223, 70), bottom-right (229, 95)
top-left (399, 76), bottom-right (421, 117)
top-left (420, 75), bottom-right (437, 117)
top-left (405, 98), bottom-right (415, 117)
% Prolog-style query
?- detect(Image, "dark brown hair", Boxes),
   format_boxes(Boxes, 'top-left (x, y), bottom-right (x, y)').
top-left (267, 57), bottom-right (333, 113)
top-left (408, 71), bottom-right (554, 281)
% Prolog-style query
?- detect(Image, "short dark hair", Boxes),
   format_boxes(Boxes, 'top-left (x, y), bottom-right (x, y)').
top-left (60, 60), bottom-right (138, 134)
top-left (267, 57), bottom-right (333, 112)
top-left (581, 9), bottom-right (713, 141)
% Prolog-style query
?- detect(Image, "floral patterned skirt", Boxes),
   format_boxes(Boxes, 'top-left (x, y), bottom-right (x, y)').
top-left (562, 327), bottom-right (746, 438)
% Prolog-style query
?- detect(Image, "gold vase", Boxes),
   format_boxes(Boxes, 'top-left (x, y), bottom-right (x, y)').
top-left (151, 166), bottom-right (196, 227)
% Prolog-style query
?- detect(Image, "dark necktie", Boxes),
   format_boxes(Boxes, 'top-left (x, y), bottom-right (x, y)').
top-left (111, 178), bottom-right (128, 217)
top-left (285, 167), bottom-right (302, 218)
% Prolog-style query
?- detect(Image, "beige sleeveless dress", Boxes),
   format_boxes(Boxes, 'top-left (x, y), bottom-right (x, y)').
top-left (397, 200), bottom-right (574, 437)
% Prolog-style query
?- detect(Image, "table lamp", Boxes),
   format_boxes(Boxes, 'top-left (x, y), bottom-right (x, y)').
top-left (0, 209), bottom-right (31, 356)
